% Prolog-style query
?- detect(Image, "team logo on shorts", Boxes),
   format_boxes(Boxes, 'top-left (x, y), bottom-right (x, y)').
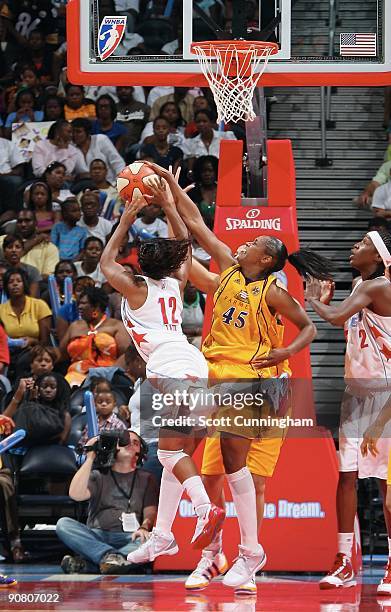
top-left (98, 16), bottom-right (127, 61)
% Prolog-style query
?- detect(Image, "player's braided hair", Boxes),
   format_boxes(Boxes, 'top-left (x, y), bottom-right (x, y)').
top-left (138, 238), bottom-right (191, 280)
top-left (264, 237), bottom-right (335, 280)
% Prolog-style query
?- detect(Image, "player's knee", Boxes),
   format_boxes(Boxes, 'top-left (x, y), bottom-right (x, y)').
top-left (157, 449), bottom-right (188, 472)
top-left (220, 441), bottom-right (246, 473)
top-left (221, 453), bottom-right (243, 474)
top-left (182, 437), bottom-right (198, 456)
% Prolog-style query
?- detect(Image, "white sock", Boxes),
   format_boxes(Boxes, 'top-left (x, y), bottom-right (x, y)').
top-left (155, 468), bottom-right (183, 536)
top-left (388, 537), bottom-right (391, 558)
top-left (205, 527), bottom-right (223, 554)
top-left (183, 475), bottom-right (210, 515)
top-left (226, 467), bottom-right (261, 553)
top-left (338, 532), bottom-right (354, 558)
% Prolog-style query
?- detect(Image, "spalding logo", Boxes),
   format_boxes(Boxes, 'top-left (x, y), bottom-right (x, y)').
top-left (226, 209), bottom-right (281, 231)
top-left (246, 209), bottom-right (261, 219)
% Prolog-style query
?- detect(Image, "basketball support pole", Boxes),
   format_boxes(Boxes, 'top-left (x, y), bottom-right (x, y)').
top-left (245, 87), bottom-right (268, 201)
top-left (230, 0), bottom-right (268, 201)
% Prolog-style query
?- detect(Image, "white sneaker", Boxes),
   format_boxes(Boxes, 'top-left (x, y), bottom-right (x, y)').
top-left (191, 504), bottom-right (225, 550)
top-left (223, 545), bottom-right (266, 588)
top-left (126, 528), bottom-right (178, 563)
top-left (234, 575), bottom-right (257, 596)
top-left (185, 551), bottom-right (228, 590)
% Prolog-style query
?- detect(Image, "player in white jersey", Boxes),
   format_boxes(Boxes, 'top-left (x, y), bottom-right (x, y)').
top-left (101, 185), bottom-right (225, 565)
top-left (307, 230), bottom-right (391, 593)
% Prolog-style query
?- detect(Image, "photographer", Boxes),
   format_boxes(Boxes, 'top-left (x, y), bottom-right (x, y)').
top-left (56, 430), bottom-right (158, 575)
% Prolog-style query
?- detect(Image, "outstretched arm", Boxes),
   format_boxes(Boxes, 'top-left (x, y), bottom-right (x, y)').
top-left (101, 197), bottom-right (147, 308)
top-left (308, 278), bottom-right (384, 326)
top-left (189, 258), bottom-right (220, 294)
top-left (146, 177), bottom-right (192, 292)
top-left (144, 161), bottom-right (235, 273)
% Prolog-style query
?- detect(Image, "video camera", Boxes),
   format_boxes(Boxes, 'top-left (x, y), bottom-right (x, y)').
top-left (84, 430), bottom-right (130, 470)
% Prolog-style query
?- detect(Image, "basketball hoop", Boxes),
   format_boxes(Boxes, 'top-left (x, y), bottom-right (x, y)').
top-left (190, 40), bottom-right (278, 124)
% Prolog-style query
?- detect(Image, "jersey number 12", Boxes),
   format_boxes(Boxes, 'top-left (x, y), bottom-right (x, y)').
top-left (159, 297), bottom-right (179, 325)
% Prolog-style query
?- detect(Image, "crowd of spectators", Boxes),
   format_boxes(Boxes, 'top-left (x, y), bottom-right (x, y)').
top-left (0, 0), bottom-right (235, 575)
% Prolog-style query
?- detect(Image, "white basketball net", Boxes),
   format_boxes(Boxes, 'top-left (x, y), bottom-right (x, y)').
top-left (191, 42), bottom-right (275, 124)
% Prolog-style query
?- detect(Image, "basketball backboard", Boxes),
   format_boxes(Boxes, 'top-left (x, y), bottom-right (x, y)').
top-left (67, 0), bottom-right (391, 87)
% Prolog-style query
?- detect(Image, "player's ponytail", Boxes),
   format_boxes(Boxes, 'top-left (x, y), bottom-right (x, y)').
top-left (287, 249), bottom-right (335, 280)
top-left (264, 237), bottom-right (335, 280)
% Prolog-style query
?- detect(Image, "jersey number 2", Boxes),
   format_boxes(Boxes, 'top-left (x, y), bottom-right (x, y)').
top-left (359, 329), bottom-right (368, 349)
top-left (159, 297), bottom-right (179, 325)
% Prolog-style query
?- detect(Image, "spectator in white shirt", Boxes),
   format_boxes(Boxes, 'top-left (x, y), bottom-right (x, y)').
top-left (32, 120), bottom-right (89, 180)
top-left (133, 204), bottom-right (168, 239)
top-left (72, 118), bottom-right (125, 184)
top-left (371, 179), bottom-right (391, 219)
top-left (140, 101), bottom-right (187, 154)
top-left (77, 191), bottom-right (113, 243)
top-left (182, 282), bottom-right (204, 349)
top-left (0, 137), bottom-right (25, 223)
top-left (74, 237), bottom-right (107, 289)
top-left (184, 109), bottom-right (236, 170)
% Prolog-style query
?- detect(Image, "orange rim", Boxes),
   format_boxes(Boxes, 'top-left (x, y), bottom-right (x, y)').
top-left (190, 40), bottom-right (279, 58)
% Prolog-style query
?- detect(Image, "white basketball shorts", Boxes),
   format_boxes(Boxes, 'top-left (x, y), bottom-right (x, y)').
top-left (339, 386), bottom-right (391, 479)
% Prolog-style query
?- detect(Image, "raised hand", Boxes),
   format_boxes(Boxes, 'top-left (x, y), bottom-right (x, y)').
top-left (305, 277), bottom-right (335, 304)
top-left (120, 195), bottom-right (147, 227)
top-left (144, 176), bottom-right (174, 210)
top-left (142, 160), bottom-right (172, 183)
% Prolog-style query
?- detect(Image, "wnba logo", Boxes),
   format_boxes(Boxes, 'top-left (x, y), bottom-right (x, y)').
top-left (98, 16), bottom-right (127, 60)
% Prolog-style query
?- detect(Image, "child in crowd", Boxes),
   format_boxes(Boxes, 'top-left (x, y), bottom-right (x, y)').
top-left (78, 390), bottom-right (127, 447)
top-left (139, 116), bottom-right (183, 172)
top-left (116, 344), bottom-right (146, 429)
top-left (78, 191), bottom-right (113, 243)
top-left (3, 88), bottom-right (44, 139)
top-left (27, 182), bottom-right (59, 234)
top-left (74, 237), bottom-right (107, 289)
top-left (90, 376), bottom-right (112, 397)
top-left (133, 203), bottom-right (168, 239)
top-left (64, 84), bottom-right (96, 121)
top-left (89, 159), bottom-right (122, 220)
top-left (51, 199), bottom-right (87, 260)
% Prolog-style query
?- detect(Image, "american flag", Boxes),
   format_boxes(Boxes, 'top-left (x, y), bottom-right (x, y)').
top-left (340, 33), bottom-right (377, 56)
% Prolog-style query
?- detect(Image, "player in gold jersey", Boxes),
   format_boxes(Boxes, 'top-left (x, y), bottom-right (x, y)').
top-left (146, 161), bottom-right (334, 590)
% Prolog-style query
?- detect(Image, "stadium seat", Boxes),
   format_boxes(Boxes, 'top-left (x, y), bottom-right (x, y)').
top-left (15, 446), bottom-right (78, 531)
